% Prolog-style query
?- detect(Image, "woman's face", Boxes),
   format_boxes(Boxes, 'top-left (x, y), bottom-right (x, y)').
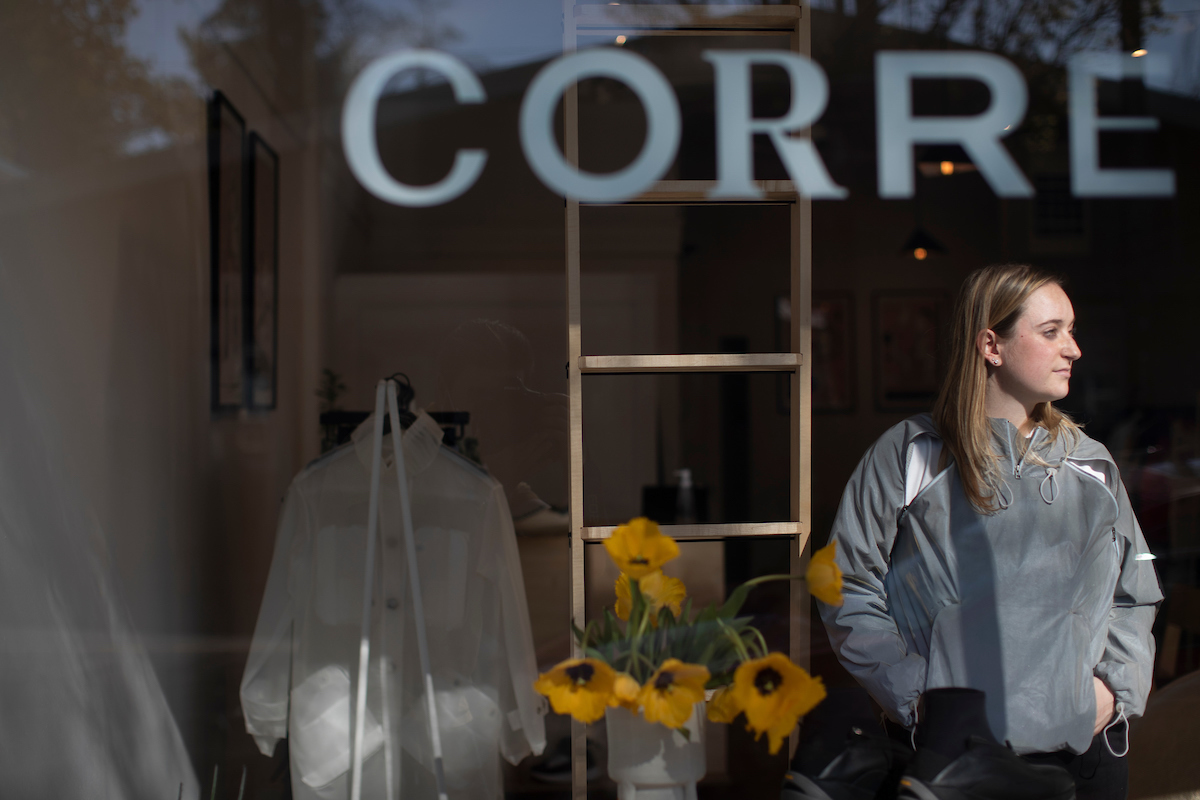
top-left (993, 283), bottom-right (1082, 407)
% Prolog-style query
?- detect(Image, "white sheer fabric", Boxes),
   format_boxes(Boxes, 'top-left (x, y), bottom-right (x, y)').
top-left (241, 410), bottom-right (546, 800)
top-left (0, 309), bottom-right (199, 798)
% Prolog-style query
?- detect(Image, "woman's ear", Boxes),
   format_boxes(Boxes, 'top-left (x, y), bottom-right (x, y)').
top-left (977, 329), bottom-right (1000, 365)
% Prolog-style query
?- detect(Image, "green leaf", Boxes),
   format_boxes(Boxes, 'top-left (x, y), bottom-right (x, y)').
top-left (657, 605), bottom-right (675, 630)
top-left (694, 602), bottom-right (720, 624)
top-left (628, 578), bottom-right (648, 634)
top-left (719, 574), bottom-right (804, 619)
top-left (603, 608), bottom-right (621, 642)
top-left (718, 583), bottom-right (754, 620)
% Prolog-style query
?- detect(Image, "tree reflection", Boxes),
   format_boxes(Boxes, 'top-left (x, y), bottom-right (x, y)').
top-left (0, 0), bottom-right (195, 172)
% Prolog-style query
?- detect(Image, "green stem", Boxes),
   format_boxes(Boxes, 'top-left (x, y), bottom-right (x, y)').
top-left (740, 573), bottom-right (806, 590)
top-left (631, 650), bottom-right (657, 675)
top-left (749, 627), bottom-right (770, 659)
top-left (717, 619), bottom-right (751, 663)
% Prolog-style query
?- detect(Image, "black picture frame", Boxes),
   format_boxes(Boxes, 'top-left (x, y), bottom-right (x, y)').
top-left (207, 91), bottom-right (247, 415)
top-left (247, 132), bottom-right (279, 411)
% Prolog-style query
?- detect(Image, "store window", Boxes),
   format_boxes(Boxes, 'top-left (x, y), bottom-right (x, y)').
top-left (2, 1), bottom-right (1200, 799)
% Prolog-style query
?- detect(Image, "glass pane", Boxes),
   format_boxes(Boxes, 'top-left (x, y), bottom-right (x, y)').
top-left (583, 373), bottom-right (792, 526)
top-left (575, 33), bottom-right (795, 181)
top-left (580, 204), bottom-right (792, 355)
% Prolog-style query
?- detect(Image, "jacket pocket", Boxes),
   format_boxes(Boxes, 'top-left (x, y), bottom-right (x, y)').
top-left (290, 665), bottom-right (385, 790)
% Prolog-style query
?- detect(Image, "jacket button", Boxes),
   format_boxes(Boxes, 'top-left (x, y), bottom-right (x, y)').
top-left (386, 597), bottom-right (399, 610)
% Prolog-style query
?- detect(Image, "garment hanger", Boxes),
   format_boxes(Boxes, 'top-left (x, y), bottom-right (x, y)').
top-left (381, 372), bottom-right (417, 433)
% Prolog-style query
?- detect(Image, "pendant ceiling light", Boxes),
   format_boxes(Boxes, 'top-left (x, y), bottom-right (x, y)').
top-left (915, 144), bottom-right (977, 178)
top-left (900, 227), bottom-right (946, 261)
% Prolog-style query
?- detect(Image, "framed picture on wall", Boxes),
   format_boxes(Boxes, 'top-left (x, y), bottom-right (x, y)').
top-left (872, 292), bottom-right (946, 411)
top-left (775, 293), bottom-right (856, 414)
top-left (812, 293), bottom-right (856, 412)
top-left (247, 132), bottom-right (279, 411)
top-left (207, 91), bottom-right (246, 414)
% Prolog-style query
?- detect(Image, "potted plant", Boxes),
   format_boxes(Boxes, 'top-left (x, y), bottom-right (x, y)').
top-left (534, 518), bottom-right (844, 800)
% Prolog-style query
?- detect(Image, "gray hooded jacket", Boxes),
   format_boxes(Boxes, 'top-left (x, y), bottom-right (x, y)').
top-left (821, 414), bottom-right (1162, 755)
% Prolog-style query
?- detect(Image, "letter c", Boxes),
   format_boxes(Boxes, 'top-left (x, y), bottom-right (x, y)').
top-left (342, 50), bottom-right (487, 207)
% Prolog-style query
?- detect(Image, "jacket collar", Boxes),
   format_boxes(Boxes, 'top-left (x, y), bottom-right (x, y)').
top-left (351, 409), bottom-right (443, 476)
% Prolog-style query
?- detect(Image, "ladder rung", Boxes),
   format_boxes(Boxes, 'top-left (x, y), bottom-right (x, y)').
top-left (580, 353), bottom-right (800, 374)
top-left (584, 180), bottom-right (798, 205)
top-left (581, 521), bottom-right (803, 541)
top-left (574, 4), bottom-right (801, 32)
top-left (581, 28), bottom-right (790, 38)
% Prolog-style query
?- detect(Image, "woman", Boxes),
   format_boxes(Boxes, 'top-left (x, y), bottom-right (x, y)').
top-left (817, 265), bottom-right (1161, 800)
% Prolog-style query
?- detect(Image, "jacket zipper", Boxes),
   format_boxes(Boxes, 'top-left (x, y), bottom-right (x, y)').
top-left (1013, 427), bottom-right (1043, 479)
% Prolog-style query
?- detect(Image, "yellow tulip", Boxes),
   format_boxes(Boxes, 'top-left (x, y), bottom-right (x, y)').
top-left (706, 686), bottom-right (741, 724)
top-left (731, 653), bottom-right (825, 754)
top-left (612, 672), bottom-right (641, 712)
top-left (603, 517), bottom-right (680, 579)
top-left (638, 659), bottom-right (710, 729)
top-left (534, 658), bottom-right (617, 724)
top-left (807, 540), bottom-right (844, 607)
top-left (615, 570), bottom-right (687, 623)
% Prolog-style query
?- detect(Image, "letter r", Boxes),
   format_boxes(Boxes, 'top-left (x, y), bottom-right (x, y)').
top-left (705, 51), bottom-right (846, 200)
top-left (875, 51), bottom-right (1032, 198)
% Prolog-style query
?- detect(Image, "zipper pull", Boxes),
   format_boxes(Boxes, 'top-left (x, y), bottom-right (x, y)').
top-left (898, 504), bottom-right (909, 524)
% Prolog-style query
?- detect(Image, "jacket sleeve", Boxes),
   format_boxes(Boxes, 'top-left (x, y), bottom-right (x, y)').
top-left (819, 427), bottom-right (927, 728)
top-left (1092, 476), bottom-right (1162, 720)
top-left (240, 485), bottom-right (307, 756)
top-left (477, 482), bottom-right (547, 764)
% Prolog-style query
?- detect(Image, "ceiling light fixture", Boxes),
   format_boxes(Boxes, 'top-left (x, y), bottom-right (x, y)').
top-left (900, 227), bottom-right (946, 260)
top-left (916, 145), bottom-right (976, 178)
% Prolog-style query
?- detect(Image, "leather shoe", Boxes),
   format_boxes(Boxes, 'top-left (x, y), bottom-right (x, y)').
top-left (897, 736), bottom-right (1075, 800)
top-left (782, 728), bottom-right (913, 800)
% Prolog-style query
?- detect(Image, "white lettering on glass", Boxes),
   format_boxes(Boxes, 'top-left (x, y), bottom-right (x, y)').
top-left (340, 48), bottom-right (1177, 205)
top-left (876, 51), bottom-right (1032, 198)
top-left (1068, 53), bottom-right (1174, 197)
top-left (704, 51), bottom-right (847, 199)
top-left (519, 49), bottom-right (680, 202)
top-left (342, 50), bottom-right (488, 207)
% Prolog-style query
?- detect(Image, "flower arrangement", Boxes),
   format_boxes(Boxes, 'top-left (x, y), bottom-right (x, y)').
top-left (534, 518), bottom-right (844, 754)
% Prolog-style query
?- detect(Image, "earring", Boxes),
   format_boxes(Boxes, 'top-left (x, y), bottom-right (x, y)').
top-left (992, 359), bottom-right (1000, 366)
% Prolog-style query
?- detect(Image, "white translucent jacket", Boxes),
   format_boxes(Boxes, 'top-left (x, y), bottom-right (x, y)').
top-left (241, 412), bottom-right (546, 800)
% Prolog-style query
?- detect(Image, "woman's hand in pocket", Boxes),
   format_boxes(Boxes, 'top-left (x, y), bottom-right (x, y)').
top-left (1092, 676), bottom-right (1115, 736)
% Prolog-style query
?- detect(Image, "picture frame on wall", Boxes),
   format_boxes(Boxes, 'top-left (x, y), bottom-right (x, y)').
top-left (247, 132), bottom-right (279, 411)
top-left (775, 294), bottom-right (857, 414)
top-left (207, 91), bottom-right (246, 415)
top-left (872, 292), bottom-right (946, 411)
top-left (811, 293), bottom-right (856, 412)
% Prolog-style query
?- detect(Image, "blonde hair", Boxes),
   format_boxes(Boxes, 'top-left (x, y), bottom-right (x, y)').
top-left (932, 264), bottom-right (1081, 512)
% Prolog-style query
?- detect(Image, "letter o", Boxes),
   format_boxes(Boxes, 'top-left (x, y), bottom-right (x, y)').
top-left (342, 50), bottom-right (488, 207)
top-left (520, 49), bottom-right (680, 202)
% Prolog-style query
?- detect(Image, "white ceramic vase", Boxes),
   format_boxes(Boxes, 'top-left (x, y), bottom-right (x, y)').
top-left (606, 704), bottom-right (707, 800)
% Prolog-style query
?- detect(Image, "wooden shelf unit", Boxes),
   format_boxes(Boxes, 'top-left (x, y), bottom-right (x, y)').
top-left (561, 3), bottom-right (812, 796)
